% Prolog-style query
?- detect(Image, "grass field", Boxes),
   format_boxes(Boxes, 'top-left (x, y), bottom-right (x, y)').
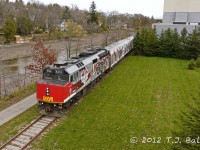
top-left (34, 56), bottom-right (200, 150)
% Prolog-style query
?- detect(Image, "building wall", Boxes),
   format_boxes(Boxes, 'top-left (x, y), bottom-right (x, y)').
top-left (164, 0), bottom-right (200, 12)
top-left (163, 12), bottom-right (200, 23)
top-left (154, 0), bottom-right (200, 34)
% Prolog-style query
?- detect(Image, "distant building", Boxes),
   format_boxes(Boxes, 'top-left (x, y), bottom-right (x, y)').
top-left (153, 0), bottom-right (200, 34)
top-left (60, 21), bottom-right (68, 31)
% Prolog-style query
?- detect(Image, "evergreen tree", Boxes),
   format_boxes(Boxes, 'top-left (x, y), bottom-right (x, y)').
top-left (87, 1), bottom-right (98, 25)
top-left (178, 28), bottom-right (189, 59)
top-left (158, 28), bottom-right (181, 57)
top-left (188, 58), bottom-right (196, 70)
top-left (62, 6), bottom-right (71, 20)
top-left (196, 57), bottom-right (200, 68)
top-left (2, 17), bottom-right (17, 42)
top-left (132, 28), bottom-right (145, 55)
top-left (186, 27), bottom-right (200, 59)
top-left (143, 28), bottom-right (159, 56)
top-left (172, 98), bottom-right (200, 150)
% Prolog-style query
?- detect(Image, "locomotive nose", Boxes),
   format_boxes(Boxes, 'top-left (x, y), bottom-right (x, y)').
top-left (37, 82), bottom-right (70, 103)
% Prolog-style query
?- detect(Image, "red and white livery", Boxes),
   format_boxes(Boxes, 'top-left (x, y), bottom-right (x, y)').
top-left (36, 36), bottom-right (134, 116)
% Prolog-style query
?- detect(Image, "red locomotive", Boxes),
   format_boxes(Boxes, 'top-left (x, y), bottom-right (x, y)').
top-left (36, 36), bottom-right (133, 116)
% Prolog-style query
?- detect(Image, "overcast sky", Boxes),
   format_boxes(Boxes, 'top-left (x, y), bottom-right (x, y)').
top-left (24, 0), bottom-right (164, 18)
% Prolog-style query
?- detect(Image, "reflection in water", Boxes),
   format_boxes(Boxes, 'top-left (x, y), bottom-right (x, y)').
top-left (0, 57), bottom-right (32, 75)
top-left (1, 50), bottom-right (68, 75)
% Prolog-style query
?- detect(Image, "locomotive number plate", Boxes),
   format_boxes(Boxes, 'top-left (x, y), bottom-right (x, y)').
top-left (43, 96), bottom-right (54, 102)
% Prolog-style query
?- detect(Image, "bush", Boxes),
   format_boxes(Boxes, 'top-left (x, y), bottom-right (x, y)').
top-left (196, 57), bottom-right (200, 68)
top-left (188, 59), bottom-right (196, 70)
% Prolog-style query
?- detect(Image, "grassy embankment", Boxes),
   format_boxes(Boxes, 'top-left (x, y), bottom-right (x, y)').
top-left (0, 83), bottom-right (36, 111)
top-left (0, 83), bottom-right (40, 145)
top-left (32, 56), bottom-right (200, 150)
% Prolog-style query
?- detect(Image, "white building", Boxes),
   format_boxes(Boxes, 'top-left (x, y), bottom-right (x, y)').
top-left (153, 0), bottom-right (200, 34)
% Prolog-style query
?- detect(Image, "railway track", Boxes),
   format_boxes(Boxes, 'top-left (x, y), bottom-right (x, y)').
top-left (0, 115), bottom-right (56, 150)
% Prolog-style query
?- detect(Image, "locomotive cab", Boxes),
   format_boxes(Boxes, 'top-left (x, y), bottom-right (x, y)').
top-left (37, 67), bottom-right (71, 114)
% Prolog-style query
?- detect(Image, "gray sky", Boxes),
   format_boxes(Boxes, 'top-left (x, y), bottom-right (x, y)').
top-left (24, 0), bottom-right (164, 18)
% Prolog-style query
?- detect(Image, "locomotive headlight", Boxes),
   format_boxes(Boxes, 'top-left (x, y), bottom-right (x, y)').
top-left (46, 87), bottom-right (50, 96)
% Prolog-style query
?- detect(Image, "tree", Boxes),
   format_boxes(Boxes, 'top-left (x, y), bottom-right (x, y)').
top-left (132, 28), bottom-right (158, 56)
top-left (172, 98), bottom-right (200, 150)
top-left (2, 17), bottom-right (17, 42)
top-left (195, 57), bottom-right (200, 68)
top-left (65, 21), bottom-right (85, 59)
top-left (46, 4), bottom-right (63, 39)
top-left (185, 27), bottom-right (200, 59)
top-left (62, 6), bottom-right (71, 20)
top-left (27, 40), bottom-right (57, 74)
top-left (73, 25), bottom-right (85, 56)
top-left (87, 1), bottom-right (98, 25)
top-left (188, 59), bottom-right (196, 70)
top-left (16, 14), bottom-right (33, 35)
top-left (178, 28), bottom-right (189, 59)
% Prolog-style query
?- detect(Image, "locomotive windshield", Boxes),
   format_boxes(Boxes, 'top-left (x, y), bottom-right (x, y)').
top-left (43, 68), bottom-right (69, 83)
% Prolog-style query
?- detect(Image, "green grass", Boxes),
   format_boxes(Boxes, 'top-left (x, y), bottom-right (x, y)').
top-left (34, 56), bottom-right (200, 150)
top-left (0, 83), bottom-right (36, 111)
top-left (0, 106), bottom-right (40, 145)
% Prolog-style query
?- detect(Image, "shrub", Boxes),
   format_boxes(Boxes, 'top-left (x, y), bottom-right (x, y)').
top-left (196, 57), bottom-right (200, 68)
top-left (188, 59), bottom-right (196, 70)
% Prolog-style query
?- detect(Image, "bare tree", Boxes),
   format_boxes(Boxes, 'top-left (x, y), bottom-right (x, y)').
top-left (87, 22), bottom-right (98, 47)
top-left (65, 21), bottom-right (85, 59)
top-left (101, 30), bottom-right (109, 47)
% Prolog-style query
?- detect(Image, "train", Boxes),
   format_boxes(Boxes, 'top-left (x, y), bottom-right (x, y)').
top-left (36, 36), bottom-right (134, 117)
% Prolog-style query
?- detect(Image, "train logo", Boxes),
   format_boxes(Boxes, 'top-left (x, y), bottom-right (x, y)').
top-left (43, 96), bottom-right (53, 102)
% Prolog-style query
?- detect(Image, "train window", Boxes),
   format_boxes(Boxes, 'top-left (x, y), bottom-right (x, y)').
top-left (92, 59), bottom-right (97, 64)
top-left (43, 68), bottom-right (69, 83)
top-left (70, 72), bottom-right (79, 82)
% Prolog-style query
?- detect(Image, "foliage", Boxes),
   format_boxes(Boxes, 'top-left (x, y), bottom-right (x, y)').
top-left (172, 98), bottom-right (200, 150)
top-left (196, 57), bottom-right (200, 68)
top-left (33, 56), bottom-right (200, 150)
top-left (62, 6), bottom-right (71, 20)
top-left (2, 17), bottom-right (17, 41)
top-left (0, 0), bottom-right (158, 38)
top-left (16, 14), bottom-right (33, 35)
top-left (188, 59), bottom-right (196, 70)
top-left (133, 27), bottom-right (200, 59)
top-left (133, 28), bottom-right (159, 56)
top-left (65, 21), bottom-right (85, 59)
top-left (87, 1), bottom-right (98, 25)
top-left (27, 40), bottom-right (57, 74)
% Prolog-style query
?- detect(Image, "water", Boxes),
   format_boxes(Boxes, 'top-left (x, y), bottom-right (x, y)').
top-left (0, 50), bottom-right (70, 75)
top-left (0, 57), bottom-right (32, 75)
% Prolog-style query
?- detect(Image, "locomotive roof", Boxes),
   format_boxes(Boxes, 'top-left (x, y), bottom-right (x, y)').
top-left (52, 36), bottom-right (133, 75)
top-left (53, 48), bottom-right (107, 74)
top-left (66, 49), bottom-right (107, 74)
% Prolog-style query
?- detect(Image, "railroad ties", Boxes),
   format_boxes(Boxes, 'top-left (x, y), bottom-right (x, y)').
top-left (0, 115), bottom-right (56, 150)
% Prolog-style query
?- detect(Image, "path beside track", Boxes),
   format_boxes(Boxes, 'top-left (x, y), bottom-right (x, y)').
top-left (0, 93), bottom-right (37, 126)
